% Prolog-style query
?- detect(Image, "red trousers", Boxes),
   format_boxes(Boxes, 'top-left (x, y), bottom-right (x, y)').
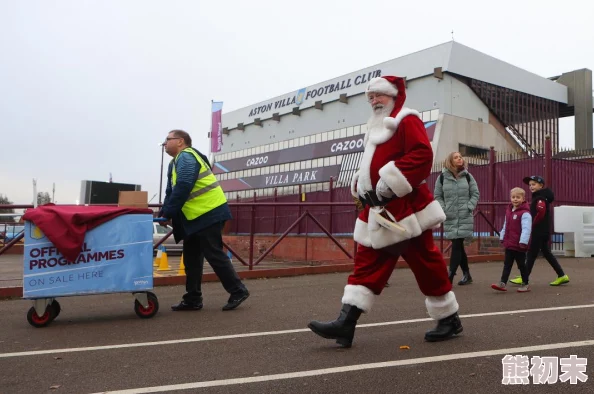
top-left (348, 230), bottom-right (451, 297)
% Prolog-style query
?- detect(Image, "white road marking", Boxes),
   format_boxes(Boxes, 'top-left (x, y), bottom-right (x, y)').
top-left (93, 339), bottom-right (594, 393)
top-left (1, 303), bottom-right (593, 359)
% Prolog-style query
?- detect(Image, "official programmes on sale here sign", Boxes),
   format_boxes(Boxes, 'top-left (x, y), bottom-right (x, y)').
top-left (22, 214), bottom-right (154, 299)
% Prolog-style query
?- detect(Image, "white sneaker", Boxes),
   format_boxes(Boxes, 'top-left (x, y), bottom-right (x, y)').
top-left (517, 284), bottom-right (531, 293)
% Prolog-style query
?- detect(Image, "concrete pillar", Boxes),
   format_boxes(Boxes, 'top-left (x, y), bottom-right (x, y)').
top-left (557, 69), bottom-right (593, 148)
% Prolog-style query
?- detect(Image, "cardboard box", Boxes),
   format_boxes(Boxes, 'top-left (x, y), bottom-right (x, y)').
top-left (118, 191), bottom-right (148, 208)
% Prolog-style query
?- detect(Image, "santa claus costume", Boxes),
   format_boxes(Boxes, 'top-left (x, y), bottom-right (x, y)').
top-left (308, 76), bottom-right (462, 347)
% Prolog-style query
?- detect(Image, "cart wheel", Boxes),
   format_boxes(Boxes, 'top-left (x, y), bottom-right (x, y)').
top-left (50, 300), bottom-right (61, 319)
top-left (134, 292), bottom-right (159, 319)
top-left (27, 306), bottom-right (53, 328)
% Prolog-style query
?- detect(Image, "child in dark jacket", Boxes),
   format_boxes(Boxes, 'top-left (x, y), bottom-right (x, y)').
top-left (509, 176), bottom-right (569, 286)
top-left (492, 188), bottom-right (531, 292)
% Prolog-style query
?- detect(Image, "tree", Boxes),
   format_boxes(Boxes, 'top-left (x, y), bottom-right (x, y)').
top-left (37, 192), bottom-right (51, 206)
top-left (0, 194), bottom-right (16, 223)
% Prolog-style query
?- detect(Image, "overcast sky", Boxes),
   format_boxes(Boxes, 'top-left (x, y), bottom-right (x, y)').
top-left (1, 0), bottom-right (592, 204)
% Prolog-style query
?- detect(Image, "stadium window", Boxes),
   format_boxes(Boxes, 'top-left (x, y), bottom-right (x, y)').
top-left (316, 133), bottom-right (322, 143)
top-left (321, 133), bottom-right (328, 142)
top-left (430, 109), bottom-right (439, 121)
top-left (273, 142), bottom-right (279, 151)
top-left (422, 111), bottom-right (430, 122)
top-left (289, 163), bottom-right (295, 171)
top-left (336, 155), bottom-right (343, 164)
top-left (346, 127), bottom-right (353, 137)
top-left (255, 146), bottom-right (261, 154)
top-left (305, 160), bottom-right (311, 169)
top-left (304, 135), bottom-right (310, 145)
top-left (459, 143), bottom-right (488, 157)
top-left (298, 137), bottom-right (304, 146)
top-left (360, 124), bottom-right (367, 134)
top-left (330, 156), bottom-right (337, 165)
top-left (294, 162), bottom-right (301, 170)
top-left (353, 125), bottom-right (360, 135)
top-left (324, 157), bottom-right (330, 166)
top-left (289, 139), bottom-right (294, 148)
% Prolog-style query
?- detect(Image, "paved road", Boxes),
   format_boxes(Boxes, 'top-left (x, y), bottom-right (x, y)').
top-left (1, 258), bottom-right (593, 393)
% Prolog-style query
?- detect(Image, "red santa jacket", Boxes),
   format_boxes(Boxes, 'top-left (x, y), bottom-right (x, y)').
top-left (351, 109), bottom-right (446, 249)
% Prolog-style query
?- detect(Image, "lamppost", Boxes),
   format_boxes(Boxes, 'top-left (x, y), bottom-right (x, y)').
top-left (158, 143), bottom-right (165, 204)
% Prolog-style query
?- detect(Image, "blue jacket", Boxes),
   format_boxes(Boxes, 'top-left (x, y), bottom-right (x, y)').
top-left (161, 148), bottom-right (232, 242)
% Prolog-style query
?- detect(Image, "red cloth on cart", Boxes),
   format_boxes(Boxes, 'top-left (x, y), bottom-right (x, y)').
top-left (22, 204), bottom-right (153, 262)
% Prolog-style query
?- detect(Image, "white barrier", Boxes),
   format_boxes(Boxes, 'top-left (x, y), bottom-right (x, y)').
top-left (554, 206), bottom-right (594, 257)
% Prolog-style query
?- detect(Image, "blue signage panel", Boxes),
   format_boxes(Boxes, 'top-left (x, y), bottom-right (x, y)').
top-left (23, 214), bottom-right (154, 299)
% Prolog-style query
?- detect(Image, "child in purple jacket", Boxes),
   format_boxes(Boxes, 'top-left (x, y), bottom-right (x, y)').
top-left (492, 188), bottom-right (532, 293)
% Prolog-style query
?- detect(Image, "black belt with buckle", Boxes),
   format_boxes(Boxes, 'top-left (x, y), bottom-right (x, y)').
top-left (359, 191), bottom-right (396, 208)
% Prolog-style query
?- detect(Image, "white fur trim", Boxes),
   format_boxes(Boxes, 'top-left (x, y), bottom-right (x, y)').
top-left (342, 284), bottom-right (376, 313)
top-left (350, 171), bottom-right (359, 198)
top-left (366, 77), bottom-right (398, 97)
top-left (415, 200), bottom-right (446, 230)
top-left (367, 209), bottom-right (422, 249)
top-left (357, 143), bottom-right (376, 191)
top-left (353, 218), bottom-right (372, 247)
top-left (425, 291), bottom-right (459, 320)
top-left (368, 109), bottom-right (421, 145)
top-left (378, 162), bottom-right (413, 198)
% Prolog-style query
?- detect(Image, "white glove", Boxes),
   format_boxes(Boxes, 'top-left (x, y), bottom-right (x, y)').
top-left (376, 179), bottom-right (395, 201)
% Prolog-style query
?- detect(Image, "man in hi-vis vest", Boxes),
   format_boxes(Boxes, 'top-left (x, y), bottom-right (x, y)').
top-left (160, 129), bottom-right (249, 311)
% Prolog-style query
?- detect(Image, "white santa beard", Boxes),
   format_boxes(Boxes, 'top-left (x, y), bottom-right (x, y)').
top-left (367, 101), bottom-right (395, 132)
top-left (357, 101), bottom-right (396, 191)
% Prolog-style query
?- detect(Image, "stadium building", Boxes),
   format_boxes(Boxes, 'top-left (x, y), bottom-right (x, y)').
top-left (213, 41), bottom-right (593, 200)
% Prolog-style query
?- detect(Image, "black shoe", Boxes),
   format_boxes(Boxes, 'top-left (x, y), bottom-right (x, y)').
top-left (222, 291), bottom-right (250, 311)
top-left (308, 304), bottom-right (363, 348)
top-left (458, 272), bottom-right (473, 285)
top-left (171, 301), bottom-right (203, 311)
top-left (424, 312), bottom-right (463, 342)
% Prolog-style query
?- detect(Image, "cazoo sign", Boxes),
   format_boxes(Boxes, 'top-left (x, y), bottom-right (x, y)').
top-left (213, 135), bottom-right (365, 174)
top-left (213, 134), bottom-right (365, 174)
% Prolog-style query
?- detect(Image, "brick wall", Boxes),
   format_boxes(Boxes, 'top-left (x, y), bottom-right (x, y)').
top-left (223, 234), bottom-right (505, 264)
top-left (223, 234), bottom-right (354, 263)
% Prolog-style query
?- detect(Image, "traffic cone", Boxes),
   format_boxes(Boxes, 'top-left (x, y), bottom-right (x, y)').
top-left (157, 247), bottom-right (170, 271)
top-left (178, 253), bottom-right (185, 276)
top-left (153, 247), bottom-right (162, 267)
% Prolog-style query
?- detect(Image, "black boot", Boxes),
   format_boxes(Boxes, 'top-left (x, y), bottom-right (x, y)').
top-left (308, 304), bottom-right (363, 348)
top-left (458, 272), bottom-right (473, 285)
top-left (424, 312), bottom-right (463, 342)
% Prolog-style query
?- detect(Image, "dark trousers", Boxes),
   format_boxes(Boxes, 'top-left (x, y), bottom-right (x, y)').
top-left (502, 249), bottom-right (528, 284)
top-left (525, 234), bottom-right (565, 278)
top-left (182, 221), bottom-right (247, 304)
top-left (449, 238), bottom-right (469, 275)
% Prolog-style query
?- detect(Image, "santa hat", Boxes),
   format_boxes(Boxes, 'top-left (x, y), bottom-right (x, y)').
top-left (366, 76), bottom-right (407, 116)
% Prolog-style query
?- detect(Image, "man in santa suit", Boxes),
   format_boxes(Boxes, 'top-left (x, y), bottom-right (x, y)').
top-left (308, 76), bottom-right (462, 348)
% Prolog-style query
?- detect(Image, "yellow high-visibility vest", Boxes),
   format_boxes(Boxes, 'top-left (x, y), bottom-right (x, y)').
top-left (172, 148), bottom-right (226, 220)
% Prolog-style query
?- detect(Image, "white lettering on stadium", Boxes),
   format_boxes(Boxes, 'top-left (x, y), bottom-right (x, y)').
top-left (265, 170), bottom-right (319, 186)
top-left (246, 156), bottom-right (269, 167)
top-left (330, 138), bottom-right (364, 153)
